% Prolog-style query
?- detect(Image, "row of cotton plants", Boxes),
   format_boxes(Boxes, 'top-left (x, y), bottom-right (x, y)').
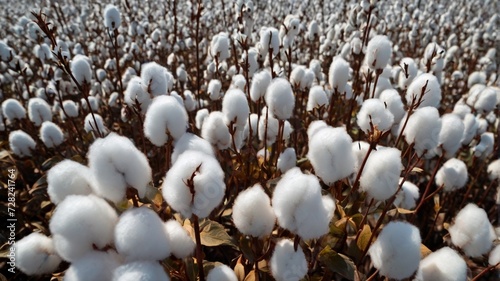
top-left (1, 0), bottom-right (499, 280)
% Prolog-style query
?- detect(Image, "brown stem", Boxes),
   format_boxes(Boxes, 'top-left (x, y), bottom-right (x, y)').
top-left (192, 214), bottom-right (205, 281)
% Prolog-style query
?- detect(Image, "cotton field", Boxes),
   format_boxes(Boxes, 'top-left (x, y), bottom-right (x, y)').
top-left (0, 0), bottom-right (499, 280)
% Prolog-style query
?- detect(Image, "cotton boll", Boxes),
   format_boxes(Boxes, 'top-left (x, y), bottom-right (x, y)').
top-left (62, 100), bottom-right (79, 118)
top-left (231, 74), bottom-right (246, 90)
top-left (398, 57), bottom-right (418, 89)
top-left (290, 65), bottom-right (306, 86)
top-left (40, 121), bottom-right (64, 148)
top-left (71, 55), bottom-right (92, 85)
top-left (115, 207), bottom-right (170, 261)
top-left (195, 108), bottom-right (209, 130)
top-left (162, 150), bottom-right (225, 218)
top-left (258, 107), bottom-right (280, 146)
top-left (473, 132), bottom-right (494, 158)
top-left (233, 184), bottom-right (276, 238)
top-left (223, 88), bottom-right (250, 128)
top-left (357, 99), bottom-right (394, 133)
top-left (183, 90), bottom-right (197, 112)
top-left (28, 97), bottom-right (52, 126)
top-left (16, 233), bottom-right (61, 275)
top-left (307, 85), bottom-right (329, 111)
top-left (9, 130), bottom-right (36, 157)
top-left (360, 148), bottom-right (402, 201)
top-left (406, 73), bottom-right (441, 108)
top-left (210, 32), bottom-right (230, 61)
top-left (415, 247), bottom-right (467, 281)
top-left (308, 126), bottom-right (355, 185)
top-left (207, 264), bottom-right (238, 281)
top-left (104, 5), bottom-right (121, 30)
top-left (328, 56), bottom-right (350, 93)
top-left (165, 220), bottom-right (195, 258)
top-left (243, 113), bottom-right (258, 139)
top-left (471, 87), bottom-right (497, 114)
top-left (124, 76), bottom-right (151, 112)
top-left (112, 261), bottom-right (170, 281)
top-left (141, 62), bottom-right (168, 96)
top-left (265, 78), bottom-right (295, 120)
top-left (259, 27), bottom-right (280, 57)
top-left (393, 180), bottom-right (419, 210)
top-left (435, 158), bottom-right (468, 192)
top-left (144, 95), bottom-right (188, 146)
top-left (461, 113), bottom-right (478, 145)
top-left (366, 35), bottom-right (392, 70)
top-left (368, 221), bottom-right (421, 280)
top-left (64, 250), bottom-right (121, 281)
top-left (277, 147), bottom-right (296, 173)
top-left (2, 98), bottom-right (26, 122)
top-left (47, 160), bottom-right (94, 204)
top-left (489, 245), bottom-right (500, 266)
top-left (88, 133), bottom-right (152, 203)
top-left (50, 195), bottom-right (118, 261)
top-left (270, 239), bottom-right (308, 281)
top-left (83, 113), bottom-right (107, 135)
top-left (171, 133), bottom-right (214, 165)
top-left (402, 106), bottom-right (442, 157)
top-left (208, 79), bottom-right (222, 100)
top-left (202, 111), bottom-right (231, 149)
top-left (437, 114), bottom-right (464, 157)
top-left (307, 120), bottom-right (328, 140)
top-left (488, 159), bottom-right (500, 181)
top-left (250, 70), bottom-right (272, 102)
top-left (379, 89), bottom-right (405, 124)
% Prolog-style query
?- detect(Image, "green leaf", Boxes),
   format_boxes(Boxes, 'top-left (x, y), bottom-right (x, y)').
top-left (319, 246), bottom-right (356, 280)
top-left (200, 219), bottom-right (236, 247)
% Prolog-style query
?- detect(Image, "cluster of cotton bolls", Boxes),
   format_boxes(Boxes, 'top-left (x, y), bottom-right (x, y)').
top-left (1, 0), bottom-right (500, 280)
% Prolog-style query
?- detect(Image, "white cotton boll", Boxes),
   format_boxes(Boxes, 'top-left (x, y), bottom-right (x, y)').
top-left (223, 89), bottom-right (250, 128)
top-left (233, 184), bottom-right (276, 238)
top-left (473, 132), bottom-right (494, 158)
top-left (81, 96), bottom-right (99, 112)
top-left (250, 70), bottom-right (272, 102)
top-left (461, 113), bottom-right (478, 145)
top-left (144, 95), bottom-right (188, 146)
top-left (379, 89), bottom-right (405, 124)
top-left (307, 85), bottom-right (329, 111)
top-left (448, 203), bottom-right (496, 257)
top-left (62, 100), bottom-right (79, 118)
top-left (357, 99), bottom-right (394, 133)
top-left (435, 158), bottom-right (468, 192)
top-left (489, 245), bottom-right (500, 266)
top-left (50, 194), bottom-right (118, 261)
top-left (115, 207), bottom-right (170, 261)
top-left (2, 98), bottom-right (26, 122)
top-left (28, 98), bottom-right (52, 126)
top-left (108, 92), bottom-right (119, 107)
top-left (472, 87), bottom-right (497, 114)
top-left (406, 73), bottom-right (441, 108)
top-left (208, 79), bottom-right (222, 100)
top-left (207, 264), bottom-right (238, 281)
top-left (307, 120), bottom-right (328, 140)
top-left (258, 107), bottom-right (279, 146)
top-left (202, 111), bottom-right (231, 149)
top-left (16, 233), bottom-right (61, 275)
top-left (83, 113), bottom-right (107, 134)
top-left (415, 247), bottom-right (467, 281)
top-left (183, 90), bottom-right (197, 112)
top-left (165, 220), bottom-right (195, 258)
top-left (243, 113), bottom-right (258, 139)
top-left (71, 55), bottom-right (92, 85)
top-left (265, 78), bottom-right (295, 120)
top-left (368, 221), bottom-right (421, 280)
top-left (308, 126), bottom-right (355, 185)
top-left (328, 56), bottom-right (350, 93)
top-left (88, 133), bottom-right (152, 203)
top-left (277, 148), bottom-right (296, 173)
top-left (231, 74), bottom-right (246, 90)
top-left (171, 133), bottom-right (214, 165)
top-left (272, 168), bottom-right (335, 240)
top-left (467, 71), bottom-right (486, 88)
top-left (40, 121), bottom-right (64, 148)
top-left (112, 261), bottom-right (170, 281)
top-left (196, 108), bottom-right (209, 130)
top-left (141, 62), bottom-right (168, 96)
top-left (290, 66), bottom-right (306, 86)
top-left (360, 148), bottom-right (402, 201)
top-left (10, 129), bottom-right (35, 157)
top-left (210, 32), bottom-right (230, 61)
top-left (393, 180), bottom-right (419, 210)
top-left (270, 239), bottom-right (308, 281)
top-left (104, 5), bottom-right (121, 30)
top-left (162, 150), bottom-right (225, 218)
top-left (437, 114), bottom-right (464, 157)
top-left (96, 69), bottom-right (106, 82)
top-left (300, 69), bottom-right (315, 90)
top-left (402, 107), bottom-right (442, 157)
top-left (64, 250), bottom-right (121, 281)
top-left (398, 57), bottom-right (418, 89)
top-left (366, 35), bottom-right (392, 70)
top-left (259, 27), bottom-right (280, 57)
top-left (488, 159), bottom-right (500, 181)
top-left (124, 76), bottom-right (151, 112)
top-left (47, 160), bottom-right (94, 204)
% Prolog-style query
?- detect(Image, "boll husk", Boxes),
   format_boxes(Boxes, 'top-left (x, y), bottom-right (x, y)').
top-left (144, 95), bottom-right (188, 146)
top-left (270, 239), bottom-right (308, 281)
top-left (16, 232), bottom-right (61, 275)
top-left (435, 158), bottom-right (468, 192)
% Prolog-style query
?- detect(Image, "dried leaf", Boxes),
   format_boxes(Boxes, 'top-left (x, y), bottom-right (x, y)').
top-left (396, 207), bottom-right (416, 214)
top-left (319, 246), bottom-right (356, 280)
top-left (420, 244), bottom-right (432, 258)
top-left (243, 270), bottom-right (256, 281)
top-left (356, 224), bottom-right (372, 251)
top-left (200, 219), bottom-right (236, 247)
top-left (234, 259), bottom-right (246, 281)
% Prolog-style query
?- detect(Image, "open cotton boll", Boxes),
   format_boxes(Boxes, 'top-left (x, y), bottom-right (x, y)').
top-left (489, 244), bottom-right (500, 266)
top-left (452, 103), bottom-right (471, 119)
top-left (71, 55), bottom-right (92, 85)
top-left (115, 207), bottom-right (170, 261)
top-left (164, 220), bottom-right (195, 258)
top-left (104, 5), bottom-right (121, 30)
top-left (402, 107), bottom-right (442, 157)
top-left (393, 180), bottom-right (419, 210)
top-left (265, 78), bottom-right (295, 120)
top-left (64, 250), bottom-right (121, 281)
top-left (208, 79), bottom-right (222, 100)
top-left (471, 86), bottom-right (497, 114)
top-left (300, 68), bottom-right (315, 90)
top-left (290, 65), bottom-right (306, 86)
top-left (195, 108), bottom-right (209, 130)
top-left (62, 100), bottom-right (79, 118)
top-left (124, 76), bottom-right (151, 112)
top-left (379, 89), bottom-right (405, 124)
top-left (272, 168), bottom-right (335, 240)
top-left (141, 62), bottom-right (168, 96)
top-left (47, 159), bottom-right (94, 204)
top-left (437, 114), bottom-right (464, 157)
top-left (328, 56), bottom-right (350, 93)
top-left (112, 261), bottom-right (170, 281)
top-left (231, 74), bottom-right (246, 90)
top-left (9, 130), bottom-right (36, 157)
top-left (50, 194), bottom-right (118, 262)
top-left (307, 85), bottom-right (329, 111)
top-left (183, 90), bottom-right (197, 112)
top-left (308, 126), bottom-right (355, 185)
top-left (207, 264), bottom-right (238, 281)
top-left (368, 221), bottom-right (421, 280)
top-left (461, 113), bottom-right (478, 145)
top-left (357, 99), bottom-right (394, 133)
top-left (83, 113), bottom-right (107, 134)
top-left (88, 133), bottom-right (152, 203)
top-left (473, 132), bottom-right (494, 158)
top-left (448, 203), bottom-right (496, 257)
top-left (488, 159), bottom-right (500, 181)
top-left (202, 111), bottom-right (231, 149)
top-left (406, 73), bottom-right (441, 108)
top-left (40, 121), bottom-right (64, 148)
top-left (210, 32), bottom-right (230, 61)
top-left (162, 150), bottom-right (225, 218)
top-left (277, 147), bottom-right (296, 173)
top-left (15, 232), bottom-right (61, 275)
top-left (171, 133), bottom-right (214, 165)
top-left (414, 247), bottom-right (467, 281)
top-left (398, 57), bottom-right (418, 89)
top-left (223, 88), bottom-right (250, 128)
top-left (435, 158), bottom-right (468, 192)
top-left (28, 97), bottom-right (52, 126)
top-left (360, 148), bottom-right (402, 201)
top-left (366, 35), bottom-right (392, 70)
top-left (243, 113), bottom-right (258, 139)
top-left (250, 70), bottom-right (272, 102)
top-left (307, 120), bottom-right (328, 140)
top-left (270, 239), bottom-right (308, 281)
top-left (233, 184), bottom-right (276, 238)
top-left (144, 95), bottom-right (188, 146)
top-left (259, 27), bottom-right (280, 57)
top-left (2, 98), bottom-right (26, 122)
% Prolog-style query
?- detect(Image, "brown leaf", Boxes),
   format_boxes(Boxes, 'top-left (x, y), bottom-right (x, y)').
top-left (199, 219), bottom-right (236, 247)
